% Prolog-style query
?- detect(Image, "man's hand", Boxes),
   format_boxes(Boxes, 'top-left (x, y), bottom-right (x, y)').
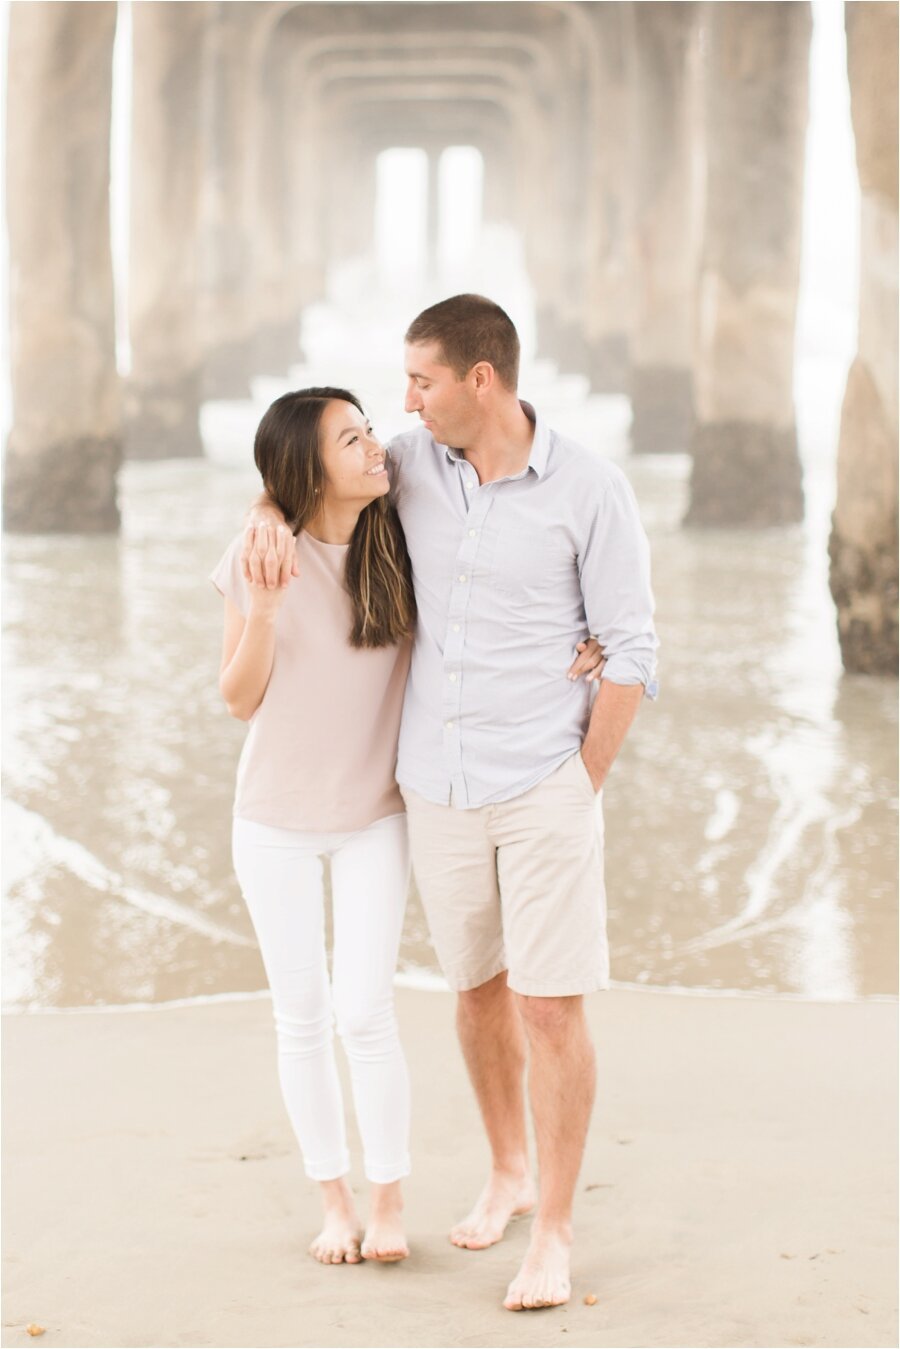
top-left (580, 681), bottom-right (644, 792)
top-left (567, 638), bottom-right (606, 682)
top-left (240, 520), bottom-right (298, 590)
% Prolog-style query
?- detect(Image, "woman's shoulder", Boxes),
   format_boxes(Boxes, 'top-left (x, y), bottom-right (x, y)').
top-left (210, 531), bottom-right (250, 607)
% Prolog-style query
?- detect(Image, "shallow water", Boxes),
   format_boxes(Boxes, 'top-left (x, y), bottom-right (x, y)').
top-left (3, 359), bottom-right (897, 1007)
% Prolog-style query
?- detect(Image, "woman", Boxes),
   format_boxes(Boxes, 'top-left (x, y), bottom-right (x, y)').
top-left (212, 388), bottom-right (416, 1266)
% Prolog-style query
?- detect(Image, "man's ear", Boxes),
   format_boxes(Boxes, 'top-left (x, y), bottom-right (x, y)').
top-left (471, 362), bottom-right (495, 394)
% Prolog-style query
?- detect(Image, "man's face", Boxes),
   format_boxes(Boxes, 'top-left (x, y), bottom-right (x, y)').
top-left (403, 341), bottom-right (475, 446)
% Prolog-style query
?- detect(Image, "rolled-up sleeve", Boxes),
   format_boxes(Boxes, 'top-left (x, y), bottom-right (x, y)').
top-left (577, 466), bottom-right (659, 699)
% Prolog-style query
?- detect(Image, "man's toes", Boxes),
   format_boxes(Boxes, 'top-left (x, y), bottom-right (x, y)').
top-left (504, 1284), bottom-right (525, 1311)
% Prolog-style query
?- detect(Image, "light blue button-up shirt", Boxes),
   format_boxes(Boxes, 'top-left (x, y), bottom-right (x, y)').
top-left (389, 403), bottom-right (658, 809)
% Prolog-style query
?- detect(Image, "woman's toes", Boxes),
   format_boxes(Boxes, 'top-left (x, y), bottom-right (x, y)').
top-left (310, 1209), bottom-right (366, 1266)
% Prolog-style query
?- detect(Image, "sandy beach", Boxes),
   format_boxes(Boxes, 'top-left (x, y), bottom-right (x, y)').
top-left (2, 986), bottom-right (896, 1349)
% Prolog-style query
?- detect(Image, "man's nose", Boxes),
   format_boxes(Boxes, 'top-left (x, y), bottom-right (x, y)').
top-left (405, 385), bottom-right (421, 414)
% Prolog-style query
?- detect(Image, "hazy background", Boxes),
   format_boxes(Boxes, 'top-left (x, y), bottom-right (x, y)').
top-left (2, 0), bottom-right (897, 1010)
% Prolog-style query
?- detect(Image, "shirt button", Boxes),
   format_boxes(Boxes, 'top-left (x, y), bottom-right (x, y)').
top-left (445, 720), bottom-right (454, 729)
top-left (465, 481), bottom-right (474, 491)
top-left (468, 529), bottom-right (476, 538)
top-left (448, 673), bottom-right (457, 682)
top-left (452, 624), bottom-right (460, 633)
top-left (458, 574), bottom-right (467, 583)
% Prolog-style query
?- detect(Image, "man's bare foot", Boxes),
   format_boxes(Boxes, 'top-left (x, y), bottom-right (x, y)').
top-left (503, 1223), bottom-right (573, 1310)
top-left (362, 1179), bottom-right (409, 1263)
top-left (450, 1168), bottom-right (536, 1250)
top-left (309, 1178), bottom-right (363, 1265)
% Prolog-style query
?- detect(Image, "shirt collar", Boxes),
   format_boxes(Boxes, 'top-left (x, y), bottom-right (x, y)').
top-left (443, 401), bottom-right (550, 481)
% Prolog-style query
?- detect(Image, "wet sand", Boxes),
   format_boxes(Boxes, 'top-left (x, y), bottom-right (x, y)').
top-left (3, 986), bottom-right (897, 1348)
top-left (3, 374), bottom-right (898, 1008)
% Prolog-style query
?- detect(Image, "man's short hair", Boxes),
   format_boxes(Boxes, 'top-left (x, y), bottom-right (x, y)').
top-left (405, 294), bottom-right (520, 391)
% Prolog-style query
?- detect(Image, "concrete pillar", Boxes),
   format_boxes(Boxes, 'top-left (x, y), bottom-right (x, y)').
top-left (686, 2), bottom-right (811, 525)
top-left (126, 2), bottom-right (207, 459)
top-left (629, 3), bottom-right (699, 454)
top-left (329, 132), bottom-right (377, 266)
top-left (522, 104), bottom-right (569, 365)
top-left (283, 49), bottom-right (329, 329)
top-left (482, 136), bottom-right (515, 228)
top-left (249, 12), bottom-right (302, 376)
top-left (349, 150), bottom-right (377, 263)
top-left (539, 14), bottom-right (596, 376)
top-left (4, 1), bottom-right (121, 532)
top-left (829, 3), bottom-right (899, 673)
top-left (426, 146), bottom-right (442, 283)
top-left (583, 2), bottom-right (632, 393)
top-left (198, 2), bottom-right (258, 398)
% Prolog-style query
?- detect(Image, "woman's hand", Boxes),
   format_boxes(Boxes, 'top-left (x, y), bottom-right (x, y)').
top-left (567, 638), bottom-right (606, 682)
top-left (241, 518), bottom-right (298, 589)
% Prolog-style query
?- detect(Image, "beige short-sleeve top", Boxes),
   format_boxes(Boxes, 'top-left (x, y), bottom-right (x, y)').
top-left (211, 531), bottom-right (411, 833)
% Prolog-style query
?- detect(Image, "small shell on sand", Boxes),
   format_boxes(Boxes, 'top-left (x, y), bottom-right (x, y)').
top-left (26, 1327), bottom-right (46, 1338)
top-left (584, 1294), bottom-right (598, 1306)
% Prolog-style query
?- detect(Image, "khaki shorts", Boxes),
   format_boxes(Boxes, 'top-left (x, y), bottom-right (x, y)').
top-left (400, 752), bottom-right (608, 997)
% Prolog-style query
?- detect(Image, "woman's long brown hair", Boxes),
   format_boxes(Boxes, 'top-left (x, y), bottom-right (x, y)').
top-left (253, 388), bottom-right (415, 649)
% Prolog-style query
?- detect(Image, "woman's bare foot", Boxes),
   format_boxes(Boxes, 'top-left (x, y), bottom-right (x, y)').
top-left (503, 1222), bottom-right (572, 1310)
top-left (309, 1177), bottom-right (363, 1265)
top-left (362, 1179), bottom-right (409, 1263)
top-left (450, 1168), bottom-right (536, 1250)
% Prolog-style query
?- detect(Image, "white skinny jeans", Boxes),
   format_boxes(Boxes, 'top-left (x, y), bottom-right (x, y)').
top-left (232, 813), bottom-right (411, 1184)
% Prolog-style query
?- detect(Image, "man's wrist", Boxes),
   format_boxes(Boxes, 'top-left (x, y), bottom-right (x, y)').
top-left (580, 747), bottom-right (607, 792)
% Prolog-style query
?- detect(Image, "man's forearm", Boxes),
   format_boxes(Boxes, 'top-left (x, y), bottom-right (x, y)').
top-left (249, 490), bottom-right (283, 521)
top-left (580, 680), bottom-right (644, 791)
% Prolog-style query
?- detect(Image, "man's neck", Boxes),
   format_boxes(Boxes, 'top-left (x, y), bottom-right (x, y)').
top-left (462, 397), bottom-right (535, 484)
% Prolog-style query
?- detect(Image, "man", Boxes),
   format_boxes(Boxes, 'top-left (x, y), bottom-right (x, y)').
top-left (246, 294), bottom-right (658, 1310)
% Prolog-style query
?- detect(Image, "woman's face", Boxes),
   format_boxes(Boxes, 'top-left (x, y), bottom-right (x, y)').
top-left (317, 399), bottom-right (389, 506)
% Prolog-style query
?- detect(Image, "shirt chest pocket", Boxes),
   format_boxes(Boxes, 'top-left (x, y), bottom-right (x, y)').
top-left (488, 523), bottom-right (575, 604)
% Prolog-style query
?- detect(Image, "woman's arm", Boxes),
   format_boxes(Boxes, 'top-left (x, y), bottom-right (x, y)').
top-left (218, 588), bottom-right (285, 721)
